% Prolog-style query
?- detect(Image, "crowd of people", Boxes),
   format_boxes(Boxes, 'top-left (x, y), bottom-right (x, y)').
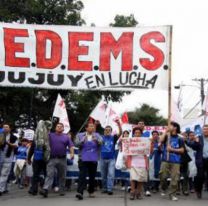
top-left (0, 119), bottom-right (208, 202)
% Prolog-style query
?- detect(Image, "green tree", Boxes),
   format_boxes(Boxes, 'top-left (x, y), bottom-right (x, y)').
top-left (0, 0), bottom-right (85, 25)
top-left (110, 14), bottom-right (138, 27)
top-left (128, 104), bottom-right (167, 125)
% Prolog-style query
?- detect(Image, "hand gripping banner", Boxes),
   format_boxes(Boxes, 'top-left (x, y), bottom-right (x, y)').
top-left (0, 23), bottom-right (171, 91)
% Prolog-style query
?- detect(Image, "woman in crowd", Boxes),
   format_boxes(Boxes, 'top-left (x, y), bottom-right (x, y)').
top-left (75, 122), bottom-right (103, 200)
top-left (125, 127), bottom-right (148, 200)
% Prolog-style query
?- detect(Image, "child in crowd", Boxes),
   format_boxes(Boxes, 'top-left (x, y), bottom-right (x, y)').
top-left (14, 138), bottom-right (29, 189)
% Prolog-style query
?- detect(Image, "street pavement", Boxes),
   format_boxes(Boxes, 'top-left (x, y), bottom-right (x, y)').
top-left (1, 185), bottom-right (208, 206)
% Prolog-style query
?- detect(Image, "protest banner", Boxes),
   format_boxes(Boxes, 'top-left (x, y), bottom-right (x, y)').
top-left (122, 137), bottom-right (150, 156)
top-left (0, 23), bottom-right (171, 91)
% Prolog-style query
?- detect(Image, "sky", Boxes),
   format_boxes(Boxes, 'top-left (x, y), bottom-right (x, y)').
top-left (81, 0), bottom-right (208, 118)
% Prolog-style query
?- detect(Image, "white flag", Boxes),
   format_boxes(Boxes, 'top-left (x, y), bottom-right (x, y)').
top-left (53, 94), bottom-right (70, 133)
top-left (105, 104), bottom-right (120, 134)
top-left (90, 100), bottom-right (108, 128)
top-left (171, 99), bottom-right (183, 124)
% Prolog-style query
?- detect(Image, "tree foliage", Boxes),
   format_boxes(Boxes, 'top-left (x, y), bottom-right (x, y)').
top-left (128, 104), bottom-right (167, 125)
top-left (110, 14), bottom-right (138, 27)
top-left (0, 0), bottom-right (85, 25)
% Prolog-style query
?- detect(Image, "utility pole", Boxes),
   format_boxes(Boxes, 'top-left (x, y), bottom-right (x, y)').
top-left (192, 78), bottom-right (208, 106)
top-left (175, 78), bottom-right (208, 118)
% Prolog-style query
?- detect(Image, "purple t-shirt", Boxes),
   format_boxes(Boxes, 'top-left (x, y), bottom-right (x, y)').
top-left (49, 132), bottom-right (74, 157)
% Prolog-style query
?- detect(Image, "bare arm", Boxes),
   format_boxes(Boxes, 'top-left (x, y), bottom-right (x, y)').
top-left (69, 146), bottom-right (74, 159)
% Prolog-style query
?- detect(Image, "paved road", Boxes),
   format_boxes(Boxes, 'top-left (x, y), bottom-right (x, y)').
top-left (1, 186), bottom-right (208, 206)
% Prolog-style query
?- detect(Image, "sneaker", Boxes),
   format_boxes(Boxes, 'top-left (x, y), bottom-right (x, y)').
top-left (108, 191), bottom-right (113, 195)
top-left (161, 191), bottom-right (166, 197)
top-left (145, 191), bottom-right (151, 196)
top-left (54, 187), bottom-right (59, 193)
top-left (121, 187), bottom-right (125, 191)
top-left (76, 193), bottom-right (83, 200)
top-left (39, 189), bottom-right (48, 198)
top-left (170, 195), bottom-right (178, 201)
top-left (183, 191), bottom-right (189, 196)
top-left (18, 185), bottom-right (24, 189)
top-left (12, 180), bottom-right (17, 184)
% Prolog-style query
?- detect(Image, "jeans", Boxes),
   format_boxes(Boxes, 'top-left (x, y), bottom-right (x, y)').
top-left (77, 160), bottom-right (97, 195)
top-left (29, 160), bottom-right (46, 193)
top-left (0, 162), bottom-right (12, 192)
top-left (180, 162), bottom-right (189, 192)
top-left (43, 158), bottom-right (66, 192)
top-left (194, 158), bottom-right (208, 193)
top-left (100, 159), bottom-right (115, 192)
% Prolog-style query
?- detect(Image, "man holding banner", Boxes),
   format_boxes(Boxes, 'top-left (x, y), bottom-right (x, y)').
top-left (159, 122), bottom-right (184, 201)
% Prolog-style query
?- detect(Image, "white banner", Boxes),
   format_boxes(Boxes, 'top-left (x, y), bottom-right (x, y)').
top-left (0, 23), bottom-right (171, 91)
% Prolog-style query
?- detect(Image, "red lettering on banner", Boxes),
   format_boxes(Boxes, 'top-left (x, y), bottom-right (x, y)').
top-left (36, 30), bottom-right (62, 69)
top-left (99, 32), bottom-right (133, 71)
top-left (140, 31), bottom-right (165, 70)
top-left (4, 28), bottom-right (30, 67)
top-left (68, 32), bottom-right (93, 71)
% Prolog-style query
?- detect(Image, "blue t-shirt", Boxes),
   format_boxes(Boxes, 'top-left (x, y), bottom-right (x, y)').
top-left (142, 131), bottom-right (150, 138)
top-left (162, 135), bottom-right (184, 164)
top-left (16, 146), bottom-right (28, 160)
top-left (101, 135), bottom-right (116, 159)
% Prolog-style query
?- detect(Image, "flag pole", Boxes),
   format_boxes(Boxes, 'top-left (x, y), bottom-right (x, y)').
top-left (168, 26), bottom-right (173, 126)
top-left (167, 26), bottom-right (173, 160)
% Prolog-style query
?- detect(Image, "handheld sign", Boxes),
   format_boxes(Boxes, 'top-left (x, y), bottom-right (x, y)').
top-left (122, 137), bottom-right (150, 156)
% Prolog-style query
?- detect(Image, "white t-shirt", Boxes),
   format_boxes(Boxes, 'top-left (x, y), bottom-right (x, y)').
top-left (87, 134), bottom-right (93, 141)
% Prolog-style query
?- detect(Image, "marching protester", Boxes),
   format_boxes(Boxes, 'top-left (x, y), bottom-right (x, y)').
top-left (159, 121), bottom-right (185, 201)
top-left (116, 130), bottom-right (130, 191)
top-left (137, 121), bottom-right (151, 196)
top-left (178, 132), bottom-right (192, 196)
top-left (186, 125), bottom-right (208, 199)
top-left (126, 127), bottom-right (148, 200)
top-left (39, 122), bottom-right (74, 198)
top-left (75, 122), bottom-right (103, 200)
top-left (100, 120), bottom-right (122, 195)
top-left (138, 121), bottom-right (150, 138)
top-left (149, 130), bottom-right (161, 193)
top-left (0, 124), bottom-right (18, 196)
top-left (28, 120), bottom-right (51, 195)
